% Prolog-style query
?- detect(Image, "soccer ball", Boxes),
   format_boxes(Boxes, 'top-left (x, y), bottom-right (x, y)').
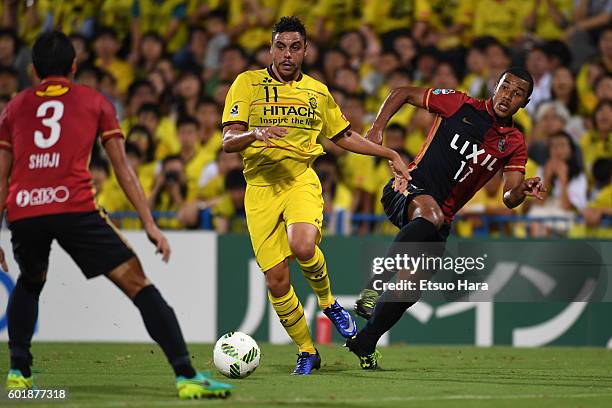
top-left (213, 331), bottom-right (260, 378)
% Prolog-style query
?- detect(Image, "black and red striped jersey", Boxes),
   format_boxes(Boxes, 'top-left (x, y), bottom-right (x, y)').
top-left (408, 88), bottom-right (527, 223)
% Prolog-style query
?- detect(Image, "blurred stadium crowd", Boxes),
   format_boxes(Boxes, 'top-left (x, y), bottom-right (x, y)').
top-left (0, 0), bottom-right (610, 237)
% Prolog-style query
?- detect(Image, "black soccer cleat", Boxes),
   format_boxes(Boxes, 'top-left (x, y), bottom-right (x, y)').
top-left (344, 336), bottom-right (381, 370)
top-left (354, 289), bottom-right (379, 320)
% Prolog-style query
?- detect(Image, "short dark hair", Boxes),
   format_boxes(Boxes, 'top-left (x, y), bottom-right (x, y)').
top-left (487, 41), bottom-right (511, 59)
top-left (127, 79), bottom-right (155, 102)
top-left (592, 158), bottom-right (611, 186)
top-left (386, 123), bottom-right (406, 137)
top-left (221, 44), bottom-right (248, 61)
top-left (0, 65), bottom-right (18, 78)
top-left (225, 169), bottom-right (247, 191)
top-left (75, 63), bottom-right (101, 82)
top-left (314, 153), bottom-right (338, 168)
top-left (500, 67), bottom-right (534, 98)
top-left (272, 16), bottom-right (307, 43)
top-left (90, 157), bottom-right (110, 175)
top-left (125, 142), bottom-right (143, 161)
top-left (162, 154), bottom-right (184, 167)
top-left (593, 99), bottom-right (612, 129)
top-left (127, 124), bottom-right (156, 162)
top-left (593, 72), bottom-right (612, 92)
top-left (549, 130), bottom-right (582, 180)
top-left (94, 26), bottom-right (118, 41)
top-left (196, 96), bottom-right (219, 110)
top-left (32, 31), bottom-right (76, 79)
top-left (177, 115), bottom-right (200, 129)
top-left (528, 43), bottom-right (551, 58)
top-left (137, 102), bottom-right (161, 118)
top-left (0, 28), bottom-right (18, 53)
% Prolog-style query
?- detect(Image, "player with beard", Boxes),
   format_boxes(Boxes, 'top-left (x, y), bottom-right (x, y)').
top-left (221, 16), bottom-right (410, 375)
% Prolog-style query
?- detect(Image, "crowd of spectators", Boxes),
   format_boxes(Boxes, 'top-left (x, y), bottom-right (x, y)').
top-left (0, 0), bottom-right (610, 237)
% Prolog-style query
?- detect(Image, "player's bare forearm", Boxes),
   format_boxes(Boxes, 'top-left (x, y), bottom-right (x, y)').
top-left (104, 138), bottom-right (156, 228)
top-left (503, 186), bottom-right (526, 209)
top-left (222, 124), bottom-right (257, 153)
top-left (503, 171), bottom-right (545, 209)
top-left (222, 123), bottom-right (287, 152)
top-left (503, 171), bottom-right (526, 208)
top-left (333, 130), bottom-right (396, 160)
top-left (372, 87), bottom-right (428, 130)
top-left (333, 130), bottom-right (412, 185)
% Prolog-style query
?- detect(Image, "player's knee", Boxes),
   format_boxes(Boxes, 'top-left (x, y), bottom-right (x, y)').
top-left (290, 240), bottom-right (316, 261)
top-left (265, 267), bottom-right (290, 297)
top-left (419, 209), bottom-right (444, 229)
top-left (125, 276), bottom-right (151, 299)
top-left (107, 257), bottom-right (151, 299)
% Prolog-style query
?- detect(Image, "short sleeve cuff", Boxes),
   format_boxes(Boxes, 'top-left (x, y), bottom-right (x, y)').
top-left (221, 120), bottom-right (249, 129)
top-left (101, 129), bottom-right (124, 144)
top-left (423, 88), bottom-right (432, 110)
top-left (503, 165), bottom-right (526, 173)
top-left (330, 123), bottom-right (351, 141)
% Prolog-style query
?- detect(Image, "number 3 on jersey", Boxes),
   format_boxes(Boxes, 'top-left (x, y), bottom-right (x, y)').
top-left (34, 100), bottom-right (64, 149)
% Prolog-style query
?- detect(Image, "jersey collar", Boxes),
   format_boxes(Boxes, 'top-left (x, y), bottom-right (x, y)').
top-left (485, 98), bottom-right (515, 134)
top-left (267, 65), bottom-right (303, 84)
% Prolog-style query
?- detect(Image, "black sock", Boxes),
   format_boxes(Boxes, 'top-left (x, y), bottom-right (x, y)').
top-left (357, 296), bottom-right (415, 354)
top-left (366, 217), bottom-right (440, 293)
top-left (8, 277), bottom-right (45, 378)
top-left (133, 285), bottom-right (196, 378)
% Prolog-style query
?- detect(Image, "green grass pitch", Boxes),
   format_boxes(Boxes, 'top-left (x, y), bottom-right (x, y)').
top-left (1, 343), bottom-right (612, 407)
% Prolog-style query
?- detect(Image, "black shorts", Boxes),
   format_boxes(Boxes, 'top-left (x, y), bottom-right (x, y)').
top-left (381, 178), bottom-right (451, 241)
top-left (9, 210), bottom-right (135, 280)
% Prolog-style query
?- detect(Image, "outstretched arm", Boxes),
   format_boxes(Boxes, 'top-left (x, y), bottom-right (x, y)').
top-left (222, 123), bottom-right (288, 152)
top-left (332, 130), bottom-right (411, 191)
top-left (502, 171), bottom-right (546, 209)
top-left (104, 137), bottom-right (171, 262)
top-left (366, 86), bottom-right (428, 144)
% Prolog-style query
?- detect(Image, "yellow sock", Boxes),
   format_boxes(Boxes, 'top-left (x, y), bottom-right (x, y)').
top-left (268, 286), bottom-right (316, 353)
top-left (298, 246), bottom-right (335, 309)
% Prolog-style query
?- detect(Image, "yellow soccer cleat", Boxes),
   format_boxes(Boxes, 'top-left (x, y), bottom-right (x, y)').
top-left (176, 371), bottom-right (233, 399)
top-left (6, 369), bottom-right (33, 390)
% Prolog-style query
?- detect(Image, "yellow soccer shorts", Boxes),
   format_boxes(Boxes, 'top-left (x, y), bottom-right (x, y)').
top-left (245, 167), bottom-right (324, 272)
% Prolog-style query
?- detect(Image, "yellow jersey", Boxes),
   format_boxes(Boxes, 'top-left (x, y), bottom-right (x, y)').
top-left (580, 130), bottom-right (611, 172)
top-left (570, 184), bottom-right (612, 238)
top-left (131, 0), bottom-right (188, 53)
top-left (457, 0), bottom-right (525, 44)
top-left (530, 0), bottom-right (573, 40)
top-left (226, 0), bottom-right (279, 52)
top-left (185, 147), bottom-right (215, 201)
top-left (222, 67), bottom-right (350, 186)
top-left (212, 193), bottom-right (248, 233)
top-left (362, 0), bottom-right (431, 34)
top-left (199, 129), bottom-right (223, 164)
top-left (312, 0), bottom-right (363, 37)
top-left (99, 0), bottom-right (133, 40)
top-left (95, 58), bottom-right (134, 95)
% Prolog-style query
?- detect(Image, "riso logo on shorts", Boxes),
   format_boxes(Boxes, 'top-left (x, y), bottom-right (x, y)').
top-left (16, 186), bottom-right (69, 208)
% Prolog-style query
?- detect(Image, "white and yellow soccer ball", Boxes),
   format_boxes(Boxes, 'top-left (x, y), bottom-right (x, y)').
top-left (213, 331), bottom-right (260, 378)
